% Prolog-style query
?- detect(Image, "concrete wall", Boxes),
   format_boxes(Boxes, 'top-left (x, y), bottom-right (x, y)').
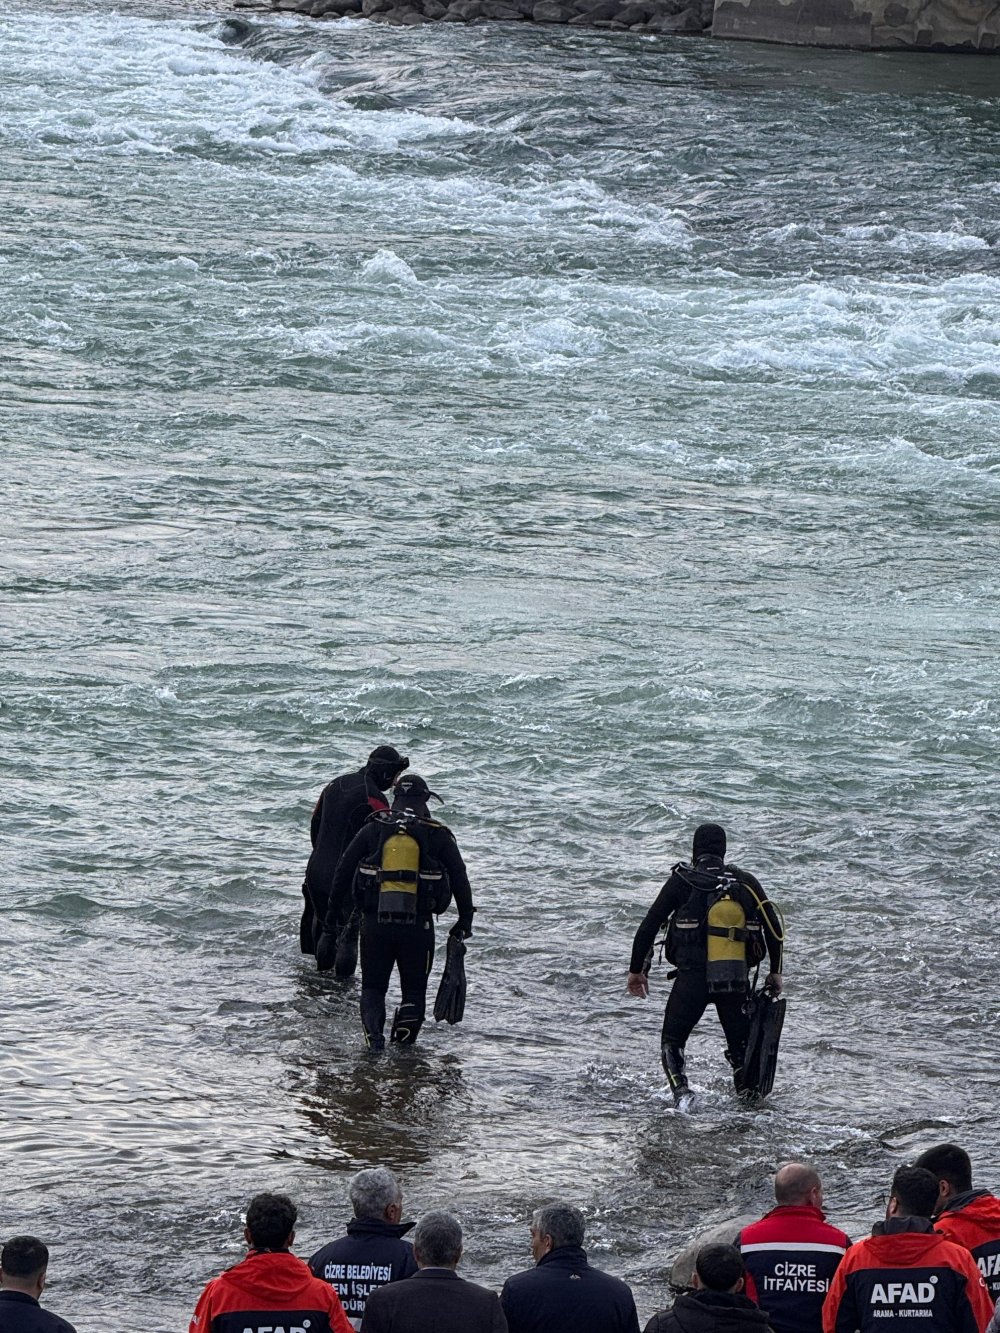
top-left (711, 0), bottom-right (1000, 49)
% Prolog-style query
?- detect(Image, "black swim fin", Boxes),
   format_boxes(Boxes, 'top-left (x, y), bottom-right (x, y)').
top-left (741, 986), bottom-right (786, 1097)
top-left (433, 935), bottom-right (467, 1025)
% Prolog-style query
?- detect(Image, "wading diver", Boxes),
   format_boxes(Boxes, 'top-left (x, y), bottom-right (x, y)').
top-left (626, 822), bottom-right (783, 1104)
top-left (301, 745), bottom-right (410, 971)
top-left (315, 774), bottom-right (475, 1051)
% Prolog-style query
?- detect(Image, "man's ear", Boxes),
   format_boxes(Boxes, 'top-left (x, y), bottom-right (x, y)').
top-left (244, 1227), bottom-right (253, 1247)
top-left (735, 1276), bottom-right (745, 1293)
top-left (692, 1272), bottom-right (703, 1290)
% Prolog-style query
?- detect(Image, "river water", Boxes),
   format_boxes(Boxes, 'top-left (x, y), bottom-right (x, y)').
top-left (3, 2), bottom-right (1000, 1328)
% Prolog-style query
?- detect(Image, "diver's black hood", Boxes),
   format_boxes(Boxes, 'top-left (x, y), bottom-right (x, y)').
top-left (693, 823), bottom-right (727, 860)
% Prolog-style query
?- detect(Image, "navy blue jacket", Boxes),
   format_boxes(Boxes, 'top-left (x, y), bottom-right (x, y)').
top-left (309, 1219), bottom-right (417, 1328)
top-left (0, 1291), bottom-right (76, 1333)
top-left (501, 1245), bottom-right (640, 1333)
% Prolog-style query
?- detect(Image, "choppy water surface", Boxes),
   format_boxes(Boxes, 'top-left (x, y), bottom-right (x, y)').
top-left (3, 2), bottom-right (1000, 1327)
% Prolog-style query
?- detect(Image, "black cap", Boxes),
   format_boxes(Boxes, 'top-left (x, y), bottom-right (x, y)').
top-left (367, 745), bottom-right (409, 772)
top-left (693, 822), bottom-right (726, 860)
top-left (393, 773), bottom-right (443, 806)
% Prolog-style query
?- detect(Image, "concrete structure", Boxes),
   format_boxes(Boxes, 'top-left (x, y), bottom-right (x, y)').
top-left (712, 0), bottom-right (1000, 50)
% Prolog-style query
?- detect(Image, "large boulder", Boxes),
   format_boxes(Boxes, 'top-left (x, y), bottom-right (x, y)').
top-left (533, 0), bottom-right (578, 15)
top-left (669, 1216), bottom-right (757, 1292)
top-left (480, 0), bottom-right (527, 15)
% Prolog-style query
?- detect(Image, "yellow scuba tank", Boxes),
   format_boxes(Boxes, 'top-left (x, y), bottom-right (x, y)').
top-left (705, 890), bottom-right (749, 993)
top-left (377, 829), bottom-right (421, 922)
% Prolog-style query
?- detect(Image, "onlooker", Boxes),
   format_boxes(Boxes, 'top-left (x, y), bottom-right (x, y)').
top-left (189, 1192), bottom-right (353, 1333)
top-left (644, 1243), bottom-right (774, 1333)
top-left (500, 1202), bottom-right (639, 1333)
top-left (739, 1163), bottom-right (850, 1333)
top-left (915, 1144), bottom-right (1000, 1299)
top-left (822, 1166), bottom-right (993, 1333)
top-left (0, 1236), bottom-right (76, 1333)
top-left (309, 1168), bottom-right (418, 1329)
top-left (360, 1211), bottom-right (505, 1333)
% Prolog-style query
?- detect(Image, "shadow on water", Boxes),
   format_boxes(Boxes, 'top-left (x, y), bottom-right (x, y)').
top-left (289, 966), bottom-right (472, 1170)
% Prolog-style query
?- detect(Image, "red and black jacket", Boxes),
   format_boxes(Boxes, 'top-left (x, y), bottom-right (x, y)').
top-left (935, 1191), bottom-right (1000, 1300)
top-left (739, 1203), bottom-right (850, 1333)
top-left (822, 1218), bottom-right (994, 1333)
top-left (189, 1249), bottom-right (354, 1333)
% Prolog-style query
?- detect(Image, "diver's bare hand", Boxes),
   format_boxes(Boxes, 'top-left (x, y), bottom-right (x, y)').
top-left (765, 972), bottom-right (783, 994)
top-left (626, 971), bottom-right (649, 998)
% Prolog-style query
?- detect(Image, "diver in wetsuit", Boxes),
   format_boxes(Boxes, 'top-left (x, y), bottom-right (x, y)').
top-left (301, 745), bottom-right (410, 968)
top-left (626, 822), bottom-right (783, 1102)
top-left (316, 774), bottom-right (475, 1051)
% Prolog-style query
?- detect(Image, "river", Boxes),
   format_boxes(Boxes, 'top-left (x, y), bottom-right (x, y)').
top-left (3, 2), bottom-right (999, 1328)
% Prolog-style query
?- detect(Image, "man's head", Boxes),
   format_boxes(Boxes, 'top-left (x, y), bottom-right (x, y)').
top-left (0, 1236), bottom-right (49, 1299)
top-left (367, 746), bottom-right (410, 791)
top-left (349, 1168), bottom-right (403, 1225)
top-left (392, 774), bottom-right (442, 817)
top-left (244, 1193), bottom-right (297, 1252)
top-left (887, 1167), bottom-right (940, 1220)
top-left (693, 1244), bottom-right (745, 1294)
top-left (774, 1163), bottom-right (823, 1210)
top-left (412, 1212), bottom-right (462, 1270)
top-left (530, 1203), bottom-right (585, 1263)
top-left (693, 823), bottom-right (727, 862)
top-left (913, 1144), bottom-right (973, 1212)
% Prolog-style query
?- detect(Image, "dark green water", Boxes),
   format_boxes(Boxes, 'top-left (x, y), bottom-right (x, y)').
top-left (3, 3), bottom-right (1000, 1328)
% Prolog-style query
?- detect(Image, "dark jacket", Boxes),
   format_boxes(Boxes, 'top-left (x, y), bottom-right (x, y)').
top-left (644, 1289), bottom-right (775, 1333)
top-left (629, 863), bottom-right (782, 977)
top-left (739, 1202), bottom-right (850, 1333)
top-left (0, 1291), bottom-right (77, 1333)
top-left (359, 1267), bottom-right (506, 1333)
top-left (500, 1245), bottom-right (639, 1333)
top-left (325, 816), bottom-right (474, 936)
top-left (822, 1217), bottom-right (994, 1333)
top-left (309, 1219), bottom-right (418, 1327)
top-left (304, 767), bottom-right (391, 934)
top-left (935, 1190), bottom-right (1000, 1300)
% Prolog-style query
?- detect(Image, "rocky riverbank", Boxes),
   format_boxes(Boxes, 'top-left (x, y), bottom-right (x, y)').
top-left (251, 0), bottom-right (712, 35)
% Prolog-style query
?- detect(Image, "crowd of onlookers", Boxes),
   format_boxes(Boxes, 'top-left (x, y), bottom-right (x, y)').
top-left (2, 1142), bottom-right (998, 1333)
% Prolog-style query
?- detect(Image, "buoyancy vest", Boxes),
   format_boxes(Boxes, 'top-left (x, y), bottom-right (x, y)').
top-left (357, 813), bottom-right (451, 923)
top-left (666, 856), bottom-right (766, 991)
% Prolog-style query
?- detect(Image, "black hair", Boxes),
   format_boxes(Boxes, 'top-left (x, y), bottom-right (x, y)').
top-left (1, 1236), bottom-right (49, 1281)
top-left (891, 1167), bottom-right (941, 1218)
top-left (246, 1193), bottom-right (297, 1250)
top-left (695, 1243), bottom-right (745, 1293)
top-left (913, 1144), bottom-right (973, 1193)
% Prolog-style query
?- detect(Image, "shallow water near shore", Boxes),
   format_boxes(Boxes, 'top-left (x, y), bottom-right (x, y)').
top-left (3, 2), bottom-right (1000, 1328)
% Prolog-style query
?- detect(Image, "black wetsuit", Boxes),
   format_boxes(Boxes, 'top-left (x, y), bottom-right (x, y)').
top-left (301, 766), bottom-right (390, 954)
top-left (630, 862), bottom-right (782, 1082)
top-left (322, 813), bottom-right (474, 1046)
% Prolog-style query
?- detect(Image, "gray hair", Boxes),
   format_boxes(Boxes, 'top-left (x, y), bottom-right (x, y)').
top-left (413, 1211), bottom-right (463, 1269)
top-left (349, 1168), bottom-right (402, 1222)
top-left (532, 1203), bottom-right (585, 1250)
